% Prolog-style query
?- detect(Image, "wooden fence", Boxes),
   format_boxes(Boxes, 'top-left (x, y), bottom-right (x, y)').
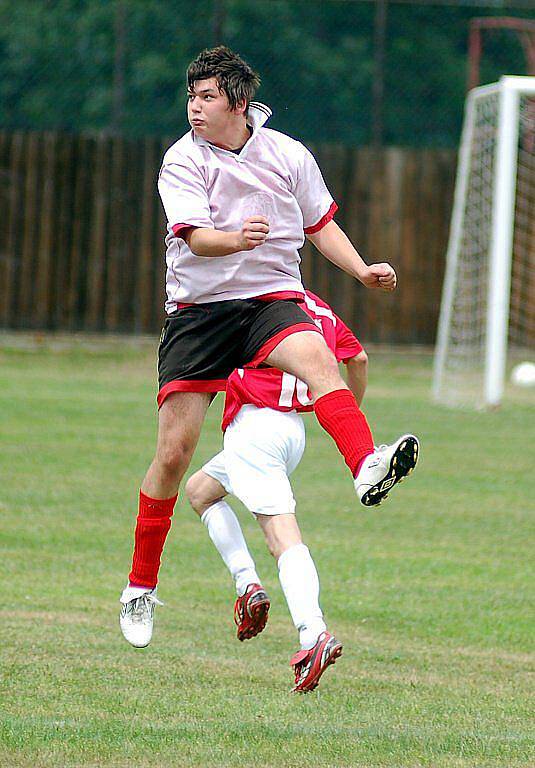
top-left (0, 131), bottom-right (456, 343)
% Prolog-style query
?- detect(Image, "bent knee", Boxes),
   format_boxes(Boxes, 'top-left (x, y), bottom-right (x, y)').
top-left (184, 472), bottom-right (205, 514)
top-left (185, 470), bottom-right (226, 516)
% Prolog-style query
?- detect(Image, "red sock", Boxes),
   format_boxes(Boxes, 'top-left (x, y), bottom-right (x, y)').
top-left (314, 389), bottom-right (374, 477)
top-left (128, 490), bottom-right (177, 588)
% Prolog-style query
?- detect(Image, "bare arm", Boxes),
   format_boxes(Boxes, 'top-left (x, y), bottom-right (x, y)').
top-left (307, 220), bottom-right (397, 291)
top-left (185, 216), bottom-right (269, 257)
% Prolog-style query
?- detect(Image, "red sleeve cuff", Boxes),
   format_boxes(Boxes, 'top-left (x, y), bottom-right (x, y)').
top-left (172, 223), bottom-right (194, 239)
top-left (304, 201), bottom-right (338, 235)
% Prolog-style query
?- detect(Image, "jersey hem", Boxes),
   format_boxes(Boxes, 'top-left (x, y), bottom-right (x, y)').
top-left (166, 290), bottom-right (305, 313)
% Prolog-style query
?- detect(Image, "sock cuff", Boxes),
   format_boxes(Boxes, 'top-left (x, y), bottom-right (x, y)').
top-left (200, 499), bottom-right (231, 526)
top-left (277, 542), bottom-right (309, 570)
top-left (314, 388), bottom-right (357, 410)
top-left (139, 489), bottom-right (178, 519)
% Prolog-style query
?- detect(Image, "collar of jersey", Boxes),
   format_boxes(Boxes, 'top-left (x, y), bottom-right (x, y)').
top-left (192, 101), bottom-right (272, 161)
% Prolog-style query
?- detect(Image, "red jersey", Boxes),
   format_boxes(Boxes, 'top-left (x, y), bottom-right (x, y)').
top-left (222, 290), bottom-right (363, 431)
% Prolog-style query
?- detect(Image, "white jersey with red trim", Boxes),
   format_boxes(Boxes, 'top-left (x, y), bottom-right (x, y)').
top-left (158, 103), bottom-right (337, 311)
top-left (221, 291), bottom-right (363, 431)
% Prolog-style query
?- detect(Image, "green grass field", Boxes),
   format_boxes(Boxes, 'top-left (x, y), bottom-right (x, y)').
top-left (1, 337), bottom-right (534, 768)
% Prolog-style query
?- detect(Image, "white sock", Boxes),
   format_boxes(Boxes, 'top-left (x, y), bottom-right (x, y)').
top-left (201, 501), bottom-right (260, 596)
top-left (278, 543), bottom-right (326, 650)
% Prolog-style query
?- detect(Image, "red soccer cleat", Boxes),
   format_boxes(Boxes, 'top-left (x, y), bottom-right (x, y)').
top-left (290, 631), bottom-right (343, 693)
top-left (234, 583), bottom-right (270, 642)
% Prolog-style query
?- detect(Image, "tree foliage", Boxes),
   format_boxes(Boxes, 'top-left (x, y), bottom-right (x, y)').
top-left (0, 0), bottom-right (531, 145)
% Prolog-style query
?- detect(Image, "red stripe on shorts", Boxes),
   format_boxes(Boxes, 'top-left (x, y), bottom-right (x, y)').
top-left (157, 378), bottom-right (227, 408)
top-left (246, 322), bottom-right (322, 368)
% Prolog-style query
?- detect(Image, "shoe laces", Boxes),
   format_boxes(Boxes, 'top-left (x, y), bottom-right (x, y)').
top-left (129, 593), bottom-right (163, 624)
top-left (290, 648), bottom-right (312, 683)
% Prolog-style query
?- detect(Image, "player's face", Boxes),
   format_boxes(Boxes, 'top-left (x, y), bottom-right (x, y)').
top-left (187, 77), bottom-right (241, 143)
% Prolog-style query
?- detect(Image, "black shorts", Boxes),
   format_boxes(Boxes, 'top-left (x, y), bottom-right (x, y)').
top-left (157, 298), bottom-right (319, 407)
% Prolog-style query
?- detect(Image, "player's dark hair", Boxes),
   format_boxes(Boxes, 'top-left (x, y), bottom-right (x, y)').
top-left (187, 46), bottom-right (260, 112)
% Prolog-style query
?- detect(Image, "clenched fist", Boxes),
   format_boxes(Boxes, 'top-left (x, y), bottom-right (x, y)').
top-left (360, 262), bottom-right (397, 291)
top-left (236, 216), bottom-right (269, 251)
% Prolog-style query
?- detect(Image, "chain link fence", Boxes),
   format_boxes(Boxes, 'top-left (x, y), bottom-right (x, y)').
top-left (1, 0), bottom-right (533, 147)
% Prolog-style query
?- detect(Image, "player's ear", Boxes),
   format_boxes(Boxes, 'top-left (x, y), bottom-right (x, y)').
top-left (235, 98), bottom-right (247, 117)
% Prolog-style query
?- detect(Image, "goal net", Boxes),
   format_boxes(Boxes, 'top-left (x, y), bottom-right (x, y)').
top-left (433, 76), bottom-right (535, 408)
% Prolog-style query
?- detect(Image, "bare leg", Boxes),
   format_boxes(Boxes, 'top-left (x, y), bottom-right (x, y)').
top-left (264, 331), bottom-right (346, 400)
top-left (256, 513), bottom-right (302, 560)
top-left (127, 391), bottom-right (211, 589)
top-left (143, 391), bottom-right (211, 498)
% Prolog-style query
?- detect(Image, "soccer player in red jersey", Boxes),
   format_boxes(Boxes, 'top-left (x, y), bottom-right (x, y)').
top-left (119, 47), bottom-right (418, 650)
top-left (184, 291), bottom-right (418, 693)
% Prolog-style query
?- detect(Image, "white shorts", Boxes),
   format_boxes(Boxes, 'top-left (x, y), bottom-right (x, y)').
top-left (202, 404), bottom-right (306, 516)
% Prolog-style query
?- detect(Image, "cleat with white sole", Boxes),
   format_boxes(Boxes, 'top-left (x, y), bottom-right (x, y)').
top-left (355, 434), bottom-right (419, 507)
top-left (119, 586), bottom-right (163, 648)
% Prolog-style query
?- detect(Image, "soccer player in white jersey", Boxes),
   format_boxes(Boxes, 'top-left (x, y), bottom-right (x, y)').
top-left (186, 290), bottom-right (377, 692)
top-left (119, 47), bottom-right (419, 650)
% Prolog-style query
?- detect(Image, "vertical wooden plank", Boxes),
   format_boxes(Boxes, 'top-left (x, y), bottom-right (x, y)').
top-left (85, 135), bottom-right (111, 330)
top-left (380, 147), bottom-right (406, 344)
top-left (52, 133), bottom-right (76, 329)
top-left (105, 135), bottom-right (126, 331)
top-left (34, 132), bottom-right (57, 328)
top-left (125, 137), bottom-right (146, 332)
top-left (366, 147), bottom-right (406, 345)
top-left (18, 132), bottom-right (42, 327)
top-left (137, 137), bottom-right (159, 333)
top-left (1, 132), bottom-right (25, 326)
top-left (418, 149), bottom-right (441, 344)
top-left (0, 131), bottom-right (11, 323)
top-left (67, 135), bottom-right (93, 329)
top-left (414, 148), bottom-right (430, 344)
top-left (398, 149), bottom-right (419, 344)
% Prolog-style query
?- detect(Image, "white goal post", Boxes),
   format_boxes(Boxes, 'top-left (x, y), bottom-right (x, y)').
top-left (433, 76), bottom-right (535, 408)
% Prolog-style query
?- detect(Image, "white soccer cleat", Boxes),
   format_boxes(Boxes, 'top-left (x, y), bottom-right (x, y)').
top-left (119, 586), bottom-right (163, 648)
top-left (354, 434), bottom-right (419, 507)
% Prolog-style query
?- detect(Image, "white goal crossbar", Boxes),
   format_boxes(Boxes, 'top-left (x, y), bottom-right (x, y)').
top-left (433, 76), bottom-right (535, 408)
